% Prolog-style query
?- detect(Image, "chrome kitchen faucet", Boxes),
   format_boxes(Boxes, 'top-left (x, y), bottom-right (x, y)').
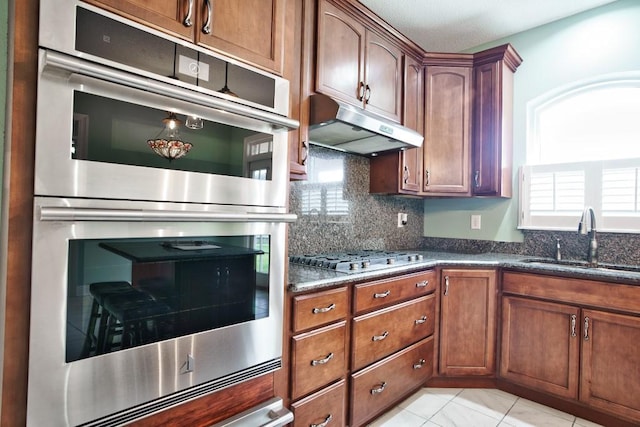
top-left (578, 207), bottom-right (598, 266)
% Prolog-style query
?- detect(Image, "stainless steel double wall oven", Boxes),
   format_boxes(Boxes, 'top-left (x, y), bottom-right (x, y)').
top-left (29, 2), bottom-right (297, 426)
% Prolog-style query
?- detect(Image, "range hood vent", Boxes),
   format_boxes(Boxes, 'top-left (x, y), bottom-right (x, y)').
top-left (307, 93), bottom-right (423, 157)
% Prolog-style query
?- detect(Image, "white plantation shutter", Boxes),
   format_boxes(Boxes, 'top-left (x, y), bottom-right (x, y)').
top-left (520, 159), bottom-right (640, 231)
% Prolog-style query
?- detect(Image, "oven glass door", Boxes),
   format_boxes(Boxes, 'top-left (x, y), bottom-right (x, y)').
top-left (67, 234), bottom-right (271, 363)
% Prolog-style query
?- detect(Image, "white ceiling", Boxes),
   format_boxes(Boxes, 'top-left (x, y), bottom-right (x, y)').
top-left (358, 0), bottom-right (618, 52)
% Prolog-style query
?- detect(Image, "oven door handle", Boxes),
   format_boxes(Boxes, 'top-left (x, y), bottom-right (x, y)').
top-left (39, 206), bottom-right (297, 223)
top-left (40, 49), bottom-right (299, 132)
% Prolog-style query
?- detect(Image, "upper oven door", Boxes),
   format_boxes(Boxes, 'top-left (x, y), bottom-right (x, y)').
top-left (35, 48), bottom-right (295, 207)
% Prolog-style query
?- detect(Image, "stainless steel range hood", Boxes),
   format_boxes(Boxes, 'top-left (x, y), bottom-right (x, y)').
top-left (308, 93), bottom-right (423, 156)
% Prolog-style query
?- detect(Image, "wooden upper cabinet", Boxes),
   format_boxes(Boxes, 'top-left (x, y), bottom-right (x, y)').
top-left (472, 44), bottom-right (522, 197)
top-left (370, 54), bottom-right (423, 194)
top-left (316, 0), bottom-right (402, 122)
top-left (86, 0), bottom-right (285, 74)
top-left (500, 296), bottom-right (580, 399)
top-left (423, 64), bottom-right (472, 195)
top-left (439, 269), bottom-right (497, 376)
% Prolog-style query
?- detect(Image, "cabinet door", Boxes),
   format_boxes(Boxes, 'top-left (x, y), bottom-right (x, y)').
top-left (500, 296), bottom-right (580, 399)
top-left (423, 66), bottom-right (471, 195)
top-left (85, 0), bottom-right (195, 41)
top-left (581, 310), bottom-right (640, 421)
top-left (316, 0), bottom-right (365, 105)
top-left (472, 44), bottom-right (521, 197)
top-left (363, 31), bottom-right (402, 122)
top-left (439, 269), bottom-right (496, 376)
top-left (197, 0), bottom-right (285, 74)
top-left (400, 55), bottom-right (423, 192)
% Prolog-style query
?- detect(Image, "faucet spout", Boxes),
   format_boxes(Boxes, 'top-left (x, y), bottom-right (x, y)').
top-left (578, 207), bottom-right (598, 265)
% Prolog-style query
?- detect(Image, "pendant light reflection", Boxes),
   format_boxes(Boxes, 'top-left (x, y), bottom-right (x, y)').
top-left (218, 62), bottom-right (237, 97)
top-left (147, 112), bottom-right (193, 161)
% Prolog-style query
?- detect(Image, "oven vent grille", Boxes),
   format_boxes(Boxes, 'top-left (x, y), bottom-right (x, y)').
top-left (79, 358), bottom-right (282, 427)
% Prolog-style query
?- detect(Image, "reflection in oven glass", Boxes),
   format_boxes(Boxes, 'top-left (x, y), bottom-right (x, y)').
top-left (66, 236), bottom-right (270, 362)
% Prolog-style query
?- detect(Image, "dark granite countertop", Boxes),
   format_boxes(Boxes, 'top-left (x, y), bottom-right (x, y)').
top-left (288, 251), bottom-right (640, 292)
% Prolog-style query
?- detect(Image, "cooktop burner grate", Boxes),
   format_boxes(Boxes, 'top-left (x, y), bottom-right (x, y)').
top-left (289, 250), bottom-right (423, 273)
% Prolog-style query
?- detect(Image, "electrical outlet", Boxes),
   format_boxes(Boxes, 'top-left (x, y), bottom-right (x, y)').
top-left (397, 212), bottom-right (408, 228)
top-left (471, 214), bottom-right (481, 230)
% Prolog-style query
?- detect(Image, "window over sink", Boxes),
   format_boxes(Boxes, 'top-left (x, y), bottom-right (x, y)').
top-left (520, 72), bottom-right (640, 232)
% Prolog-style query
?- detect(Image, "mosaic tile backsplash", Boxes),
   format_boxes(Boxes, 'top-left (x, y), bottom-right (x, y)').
top-left (289, 146), bottom-right (640, 266)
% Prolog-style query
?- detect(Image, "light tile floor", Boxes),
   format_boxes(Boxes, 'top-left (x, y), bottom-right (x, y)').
top-left (368, 388), bottom-right (604, 427)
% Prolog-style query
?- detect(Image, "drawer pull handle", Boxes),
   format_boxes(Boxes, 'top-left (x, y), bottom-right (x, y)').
top-left (374, 290), bottom-right (391, 298)
top-left (183, 0), bottom-right (194, 26)
top-left (414, 315), bottom-right (428, 325)
top-left (310, 352), bottom-right (334, 366)
top-left (416, 280), bottom-right (428, 288)
top-left (312, 303), bottom-right (335, 314)
top-left (570, 314), bottom-right (577, 337)
top-left (444, 276), bottom-right (450, 296)
top-left (372, 331), bottom-right (389, 341)
top-left (310, 414), bottom-right (333, 427)
top-left (370, 382), bottom-right (386, 395)
top-left (413, 358), bottom-right (426, 369)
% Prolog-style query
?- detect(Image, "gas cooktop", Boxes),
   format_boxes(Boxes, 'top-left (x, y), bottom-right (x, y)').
top-left (289, 250), bottom-right (424, 274)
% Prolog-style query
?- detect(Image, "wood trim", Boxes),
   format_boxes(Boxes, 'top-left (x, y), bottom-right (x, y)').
top-left (1, 0), bottom-right (39, 425)
top-left (128, 374), bottom-right (275, 427)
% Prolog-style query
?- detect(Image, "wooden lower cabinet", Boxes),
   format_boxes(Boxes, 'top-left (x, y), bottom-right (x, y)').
top-left (439, 269), bottom-right (497, 376)
top-left (502, 271), bottom-right (640, 424)
top-left (351, 336), bottom-right (434, 426)
top-left (291, 379), bottom-right (347, 427)
top-left (580, 309), bottom-right (640, 421)
top-left (500, 296), bottom-right (580, 399)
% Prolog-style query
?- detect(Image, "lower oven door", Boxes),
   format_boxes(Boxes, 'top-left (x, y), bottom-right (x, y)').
top-left (27, 197), bottom-right (294, 427)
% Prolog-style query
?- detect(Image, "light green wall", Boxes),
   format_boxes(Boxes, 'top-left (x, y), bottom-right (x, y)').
top-left (423, 0), bottom-right (640, 242)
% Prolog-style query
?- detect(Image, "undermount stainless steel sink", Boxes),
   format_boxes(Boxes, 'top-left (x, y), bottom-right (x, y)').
top-left (521, 258), bottom-right (640, 274)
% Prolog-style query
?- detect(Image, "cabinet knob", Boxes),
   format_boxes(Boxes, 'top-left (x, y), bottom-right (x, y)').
top-left (312, 303), bottom-right (335, 314)
top-left (413, 358), bottom-right (426, 369)
top-left (370, 382), bottom-right (387, 395)
top-left (183, 0), bottom-right (194, 27)
top-left (372, 331), bottom-right (389, 341)
top-left (310, 414), bottom-right (333, 427)
top-left (202, 0), bottom-right (212, 34)
top-left (373, 290), bottom-right (391, 299)
top-left (310, 352), bottom-right (334, 366)
top-left (414, 315), bottom-right (428, 325)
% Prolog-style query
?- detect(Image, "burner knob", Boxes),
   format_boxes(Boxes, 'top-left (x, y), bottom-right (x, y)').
top-left (417, 254), bottom-right (423, 261)
top-left (408, 255), bottom-right (417, 262)
top-left (349, 262), bottom-right (360, 270)
top-left (387, 258), bottom-right (395, 265)
top-left (361, 261), bottom-right (370, 268)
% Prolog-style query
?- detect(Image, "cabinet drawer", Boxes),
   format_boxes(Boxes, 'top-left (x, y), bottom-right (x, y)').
top-left (351, 336), bottom-right (434, 427)
top-left (291, 379), bottom-right (347, 427)
top-left (291, 321), bottom-right (347, 399)
top-left (292, 287), bottom-right (348, 332)
top-left (354, 270), bottom-right (436, 313)
top-left (352, 294), bottom-right (435, 370)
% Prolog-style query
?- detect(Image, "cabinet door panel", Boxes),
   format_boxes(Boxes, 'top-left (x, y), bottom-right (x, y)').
top-left (439, 269), bottom-right (496, 375)
top-left (423, 66), bottom-right (471, 194)
top-left (400, 55), bottom-right (423, 192)
top-left (197, 0), bottom-right (284, 74)
top-left (364, 32), bottom-right (402, 122)
top-left (291, 379), bottom-right (347, 427)
top-left (581, 310), bottom-right (640, 420)
top-left (85, 0), bottom-right (195, 40)
top-left (500, 296), bottom-right (580, 399)
top-left (316, 0), bottom-right (365, 104)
